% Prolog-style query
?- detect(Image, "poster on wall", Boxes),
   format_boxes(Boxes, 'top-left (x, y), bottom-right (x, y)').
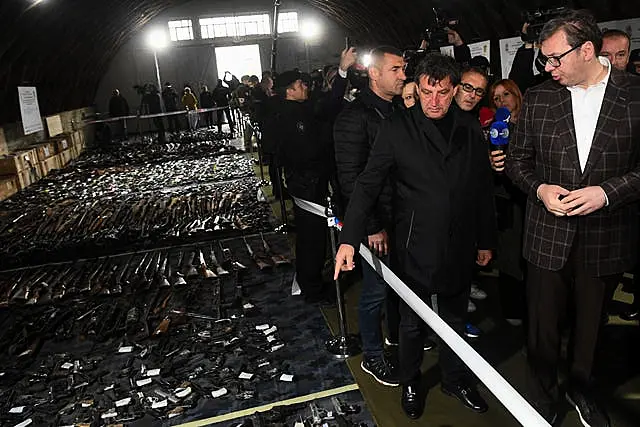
top-left (468, 40), bottom-right (491, 61)
top-left (499, 36), bottom-right (525, 79)
top-left (46, 115), bottom-right (63, 137)
top-left (18, 86), bottom-right (44, 135)
top-left (599, 18), bottom-right (640, 50)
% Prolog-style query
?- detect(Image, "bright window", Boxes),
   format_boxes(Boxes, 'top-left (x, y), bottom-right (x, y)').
top-left (168, 19), bottom-right (194, 41)
top-left (277, 12), bottom-right (299, 33)
top-left (199, 12), bottom-right (298, 39)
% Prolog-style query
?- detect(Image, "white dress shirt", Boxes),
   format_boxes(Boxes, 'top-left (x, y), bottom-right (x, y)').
top-left (567, 56), bottom-right (611, 172)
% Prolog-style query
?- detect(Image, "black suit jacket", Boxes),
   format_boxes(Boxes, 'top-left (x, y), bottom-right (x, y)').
top-left (340, 105), bottom-right (497, 295)
top-left (506, 69), bottom-right (640, 276)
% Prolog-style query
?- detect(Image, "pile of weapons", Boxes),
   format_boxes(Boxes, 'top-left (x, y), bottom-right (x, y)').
top-left (74, 130), bottom-right (240, 168)
top-left (0, 237), bottom-right (294, 425)
top-left (230, 397), bottom-right (368, 427)
top-left (3, 154), bottom-right (256, 209)
top-left (0, 178), bottom-right (273, 265)
top-left (0, 234), bottom-right (290, 307)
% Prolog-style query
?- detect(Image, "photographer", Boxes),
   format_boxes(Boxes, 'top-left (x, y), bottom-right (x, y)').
top-left (334, 46), bottom-right (407, 387)
top-left (334, 54), bottom-right (496, 420)
top-left (509, 23), bottom-right (550, 94)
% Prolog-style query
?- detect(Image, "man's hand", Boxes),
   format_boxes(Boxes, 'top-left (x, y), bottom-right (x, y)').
top-left (489, 150), bottom-right (506, 172)
top-left (447, 29), bottom-right (464, 47)
top-left (368, 230), bottom-right (388, 257)
top-left (334, 244), bottom-right (356, 280)
top-left (476, 250), bottom-right (492, 266)
top-left (537, 184), bottom-right (571, 216)
top-left (561, 186), bottom-right (607, 216)
top-left (339, 47), bottom-right (357, 73)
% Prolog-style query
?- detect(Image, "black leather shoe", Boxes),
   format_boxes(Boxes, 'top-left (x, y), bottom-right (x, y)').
top-left (441, 383), bottom-right (488, 413)
top-left (401, 385), bottom-right (424, 419)
top-left (566, 386), bottom-right (610, 427)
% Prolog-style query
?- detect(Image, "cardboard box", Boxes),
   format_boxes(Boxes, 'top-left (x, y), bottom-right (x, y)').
top-left (59, 149), bottom-right (73, 167)
top-left (39, 154), bottom-right (61, 176)
top-left (0, 148), bottom-right (38, 175)
top-left (0, 129), bottom-right (8, 157)
top-left (49, 135), bottom-right (72, 153)
top-left (32, 141), bottom-right (57, 161)
top-left (0, 176), bottom-right (18, 201)
top-left (15, 167), bottom-right (41, 190)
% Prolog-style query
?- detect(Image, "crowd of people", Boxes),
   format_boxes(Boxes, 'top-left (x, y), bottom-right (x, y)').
top-left (257, 8), bottom-right (639, 427)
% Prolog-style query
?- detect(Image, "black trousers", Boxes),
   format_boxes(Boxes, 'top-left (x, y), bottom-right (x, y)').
top-left (293, 203), bottom-right (327, 298)
top-left (399, 286), bottom-right (470, 386)
top-left (526, 243), bottom-right (620, 411)
top-left (216, 108), bottom-right (235, 133)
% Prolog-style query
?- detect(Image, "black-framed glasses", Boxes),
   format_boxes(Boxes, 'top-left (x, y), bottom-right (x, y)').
top-left (460, 82), bottom-right (486, 97)
top-left (537, 44), bottom-right (582, 68)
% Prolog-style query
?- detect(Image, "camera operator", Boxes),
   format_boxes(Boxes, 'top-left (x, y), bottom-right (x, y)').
top-left (509, 23), bottom-right (550, 94)
top-left (334, 46), bottom-right (406, 387)
top-left (334, 54), bottom-right (496, 420)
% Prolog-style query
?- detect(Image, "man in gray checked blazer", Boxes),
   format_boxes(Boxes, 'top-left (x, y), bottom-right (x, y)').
top-left (507, 10), bottom-right (640, 427)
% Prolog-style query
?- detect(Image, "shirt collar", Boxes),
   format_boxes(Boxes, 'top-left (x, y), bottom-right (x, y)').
top-left (568, 56), bottom-right (611, 91)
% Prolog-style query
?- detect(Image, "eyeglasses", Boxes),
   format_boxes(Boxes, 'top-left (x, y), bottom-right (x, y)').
top-left (537, 44), bottom-right (582, 68)
top-left (460, 82), bottom-right (486, 97)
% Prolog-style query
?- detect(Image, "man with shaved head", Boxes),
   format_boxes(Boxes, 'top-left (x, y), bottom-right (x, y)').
top-left (334, 46), bottom-right (407, 387)
top-left (600, 29), bottom-right (631, 71)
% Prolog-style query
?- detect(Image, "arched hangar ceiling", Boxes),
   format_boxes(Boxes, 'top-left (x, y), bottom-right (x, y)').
top-left (0, 0), bottom-right (638, 124)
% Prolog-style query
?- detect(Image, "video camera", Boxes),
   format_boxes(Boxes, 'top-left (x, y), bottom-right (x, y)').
top-left (521, 7), bottom-right (567, 43)
top-left (403, 8), bottom-right (458, 80)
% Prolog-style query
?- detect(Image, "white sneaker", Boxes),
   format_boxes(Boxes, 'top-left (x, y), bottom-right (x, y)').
top-left (467, 300), bottom-right (476, 313)
top-left (470, 283), bottom-right (487, 300)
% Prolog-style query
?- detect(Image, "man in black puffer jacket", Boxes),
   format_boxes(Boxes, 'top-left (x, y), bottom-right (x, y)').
top-left (334, 46), bottom-right (406, 387)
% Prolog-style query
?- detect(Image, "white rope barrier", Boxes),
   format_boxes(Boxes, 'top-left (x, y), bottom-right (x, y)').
top-left (84, 106), bottom-right (235, 125)
top-left (292, 196), bottom-right (550, 427)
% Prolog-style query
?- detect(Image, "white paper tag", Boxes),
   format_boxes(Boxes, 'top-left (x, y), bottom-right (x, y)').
top-left (81, 401), bottom-right (93, 408)
top-left (279, 374), bottom-right (294, 382)
top-left (9, 407), bottom-right (25, 414)
top-left (14, 419), bottom-right (32, 427)
top-left (294, 422), bottom-right (305, 427)
top-left (271, 344), bottom-right (285, 352)
top-left (61, 362), bottom-right (73, 370)
top-left (238, 372), bottom-right (254, 380)
top-left (175, 387), bottom-right (192, 398)
top-left (104, 384), bottom-right (115, 391)
top-left (151, 399), bottom-right (168, 409)
top-left (115, 397), bottom-right (131, 407)
top-left (211, 388), bottom-right (228, 398)
top-left (258, 361), bottom-right (270, 368)
top-left (146, 368), bottom-right (161, 377)
top-left (137, 378), bottom-right (153, 387)
top-left (118, 346), bottom-right (133, 353)
top-left (243, 303), bottom-right (255, 309)
top-left (267, 335), bottom-right (277, 343)
top-left (263, 326), bottom-right (277, 336)
top-left (255, 324), bottom-right (270, 331)
top-left (101, 411), bottom-right (117, 419)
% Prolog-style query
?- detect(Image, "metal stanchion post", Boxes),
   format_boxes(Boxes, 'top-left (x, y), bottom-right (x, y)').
top-left (324, 196), bottom-right (361, 358)
top-left (252, 123), bottom-right (268, 186)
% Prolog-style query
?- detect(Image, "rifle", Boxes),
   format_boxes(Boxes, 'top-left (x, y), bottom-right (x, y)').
top-left (209, 246), bottom-right (229, 276)
top-left (172, 251), bottom-right (187, 286)
top-left (156, 252), bottom-right (171, 288)
top-left (219, 241), bottom-right (247, 271)
top-left (243, 236), bottom-right (272, 271)
top-left (198, 250), bottom-right (217, 278)
top-left (182, 251), bottom-right (198, 278)
top-left (260, 233), bottom-right (290, 266)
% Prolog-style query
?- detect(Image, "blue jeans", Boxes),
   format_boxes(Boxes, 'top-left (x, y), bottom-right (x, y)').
top-left (358, 254), bottom-right (399, 359)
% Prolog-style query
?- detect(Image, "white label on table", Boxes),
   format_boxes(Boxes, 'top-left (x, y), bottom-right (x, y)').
top-left (115, 397), bottom-right (131, 407)
top-left (255, 324), bottom-right (270, 330)
top-left (267, 335), bottom-right (277, 343)
top-left (104, 384), bottom-right (115, 391)
top-left (258, 361), bottom-right (270, 368)
top-left (175, 387), bottom-right (192, 398)
top-left (243, 303), bottom-right (255, 309)
top-left (279, 374), bottom-right (294, 382)
top-left (146, 369), bottom-right (161, 377)
top-left (118, 346), bottom-right (133, 353)
top-left (14, 419), bottom-right (32, 427)
top-left (61, 362), bottom-right (73, 369)
top-left (263, 326), bottom-right (277, 336)
top-left (137, 378), bottom-right (153, 387)
top-left (152, 399), bottom-right (168, 409)
top-left (239, 372), bottom-right (254, 380)
top-left (271, 344), bottom-right (285, 352)
top-left (101, 411), bottom-right (117, 419)
top-left (9, 407), bottom-right (25, 414)
top-left (211, 388), bottom-right (228, 398)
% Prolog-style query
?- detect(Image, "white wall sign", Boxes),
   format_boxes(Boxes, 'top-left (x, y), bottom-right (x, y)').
top-left (46, 115), bottom-right (63, 137)
top-left (18, 86), bottom-right (44, 135)
top-left (599, 18), bottom-right (640, 51)
top-left (439, 45), bottom-right (455, 58)
top-left (499, 36), bottom-right (525, 79)
top-left (468, 40), bottom-right (491, 61)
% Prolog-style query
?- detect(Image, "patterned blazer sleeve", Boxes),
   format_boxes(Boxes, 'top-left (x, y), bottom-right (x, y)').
top-left (506, 90), bottom-right (545, 199)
